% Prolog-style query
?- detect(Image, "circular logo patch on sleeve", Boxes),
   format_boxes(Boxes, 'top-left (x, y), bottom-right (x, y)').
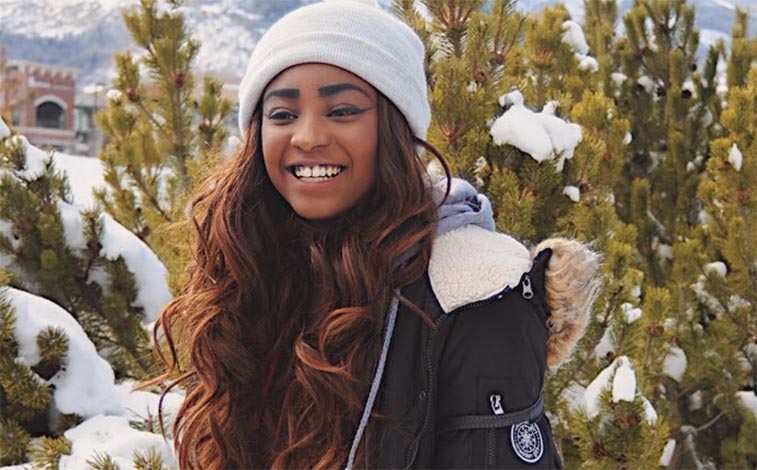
top-left (510, 421), bottom-right (544, 463)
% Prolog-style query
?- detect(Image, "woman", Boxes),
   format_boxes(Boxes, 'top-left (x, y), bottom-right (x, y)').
top-left (152, 1), bottom-right (600, 468)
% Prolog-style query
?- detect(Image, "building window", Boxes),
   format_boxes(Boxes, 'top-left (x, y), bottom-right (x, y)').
top-left (36, 101), bottom-right (64, 129)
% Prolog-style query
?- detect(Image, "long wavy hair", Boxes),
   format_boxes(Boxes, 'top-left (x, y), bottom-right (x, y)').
top-left (147, 93), bottom-right (450, 469)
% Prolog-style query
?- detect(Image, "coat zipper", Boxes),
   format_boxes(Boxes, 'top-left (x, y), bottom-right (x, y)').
top-left (521, 274), bottom-right (533, 299)
top-left (448, 285), bottom-right (513, 316)
top-left (404, 275), bottom-right (533, 466)
top-left (487, 393), bottom-right (505, 468)
top-left (404, 312), bottom-right (444, 468)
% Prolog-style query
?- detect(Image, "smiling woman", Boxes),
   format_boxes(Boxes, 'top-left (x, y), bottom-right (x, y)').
top-left (146, 1), bottom-right (600, 469)
top-left (261, 64), bottom-right (379, 221)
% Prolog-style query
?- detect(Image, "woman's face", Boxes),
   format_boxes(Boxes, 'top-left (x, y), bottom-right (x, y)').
top-left (261, 63), bottom-right (379, 221)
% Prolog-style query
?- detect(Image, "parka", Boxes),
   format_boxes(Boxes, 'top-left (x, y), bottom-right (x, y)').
top-left (354, 179), bottom-right (600, 469)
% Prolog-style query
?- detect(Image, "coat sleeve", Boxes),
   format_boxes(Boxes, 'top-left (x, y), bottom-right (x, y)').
top-left (431, 249), bottom-right (563, 469)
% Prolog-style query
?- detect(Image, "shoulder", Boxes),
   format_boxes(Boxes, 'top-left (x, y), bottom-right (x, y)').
top-left (428, 227), bottom-right (603, 369)
top-left (428, 224), bottom-right (531, 313)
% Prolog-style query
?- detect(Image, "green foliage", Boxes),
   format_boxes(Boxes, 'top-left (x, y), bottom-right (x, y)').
top-left (95, 0), bottom-right (231, 292)
top-left (0, 137), bottom-right (153, 379)
top-left (86, 451), bottom-right (119, 470)
top-left (29, 436), bottom-right (72, 470)
top-left (133, 447), bottom-right (166, 470)
top-left (0, 417), bottom-right (31, 465)
top-left (411, 0), bottom-right (756, 467)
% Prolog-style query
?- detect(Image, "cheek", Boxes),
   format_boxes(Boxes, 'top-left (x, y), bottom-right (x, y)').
top-left (261, 126), bottom-right (284, 172)
top-left (353, 119), bottom-right (379, 175)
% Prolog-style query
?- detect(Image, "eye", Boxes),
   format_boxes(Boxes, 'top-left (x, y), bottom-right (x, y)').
top-left (329, 107), bottom-right (365, 118)
top-left (266, 110), bottom-right (297, 122)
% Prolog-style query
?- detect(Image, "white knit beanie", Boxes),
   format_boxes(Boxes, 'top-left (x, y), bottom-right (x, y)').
top-left (237, 0), bottom-right (430, 140)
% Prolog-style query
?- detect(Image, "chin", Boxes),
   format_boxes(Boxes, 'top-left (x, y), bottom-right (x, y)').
top-left (293, 206), bottom-right (347, 223)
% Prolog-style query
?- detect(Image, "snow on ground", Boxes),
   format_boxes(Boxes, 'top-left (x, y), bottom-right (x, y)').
top-left (59, 415), bottom-right (176, 470)
top-left (491, 93), bottom-right (582, 171)
top-left (6, 287), bottom-right (123, 418)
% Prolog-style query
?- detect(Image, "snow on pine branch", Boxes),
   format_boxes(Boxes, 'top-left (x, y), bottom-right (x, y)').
top-left (0, 133), bottom-right (171, 322)
top-left (582, 355), bottom-right (658, 425)
top-left (7, 287), bottom-right (122, 418)
top-left (561, 20), bottom-right (599, 73)
top-left (490, 91), bottom-right (583, 172)
top-left (4, 287), bottom-right (182, 469)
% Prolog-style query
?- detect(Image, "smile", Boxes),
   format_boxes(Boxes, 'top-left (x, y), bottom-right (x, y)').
top-left (290, 164), bottom-right (345, 181)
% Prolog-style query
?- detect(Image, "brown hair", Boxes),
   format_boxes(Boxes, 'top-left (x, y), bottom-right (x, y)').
top-left (148, 94), bottom-right (449, 469)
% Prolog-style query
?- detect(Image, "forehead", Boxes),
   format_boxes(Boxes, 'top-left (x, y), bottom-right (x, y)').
top-left (264, 63), bottom-right (376, 95)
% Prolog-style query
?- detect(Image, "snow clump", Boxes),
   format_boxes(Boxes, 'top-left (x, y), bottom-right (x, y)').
top-left (59, 415), bottom-right (177, 470)
top-left (736, 391), bottom-right (757, 418)
top-left (621, 302), bottom-right (642, 323)
top-left (578, 56), bottom-right (599, 72)
top-left (660, 439), bottom-right (676, 467)
top-left (561, 20), bottom-right (589, 55)
top-left (6, 287), bottom-right (123, 418)
top-left (1, 138), bottom-right (171, 322)
top-left (594, 326), bottom-right (615, 359)
top-left (491, 94), bottom-right (582, 172)
top-left (561, 21), bottom-right (598, 73)
top-left (583, 356), bottom-right (658, 425)
top-left (0, 116), bottom-right (10, 138)
top-left (637, 75), bottom-right (657, 94)
top-left (563, 185), bottom-right (580, 202)
top-left (663, 346), bottom-right (687, 382)
top-left (704, 261), bottom-right (727, 278)
top-left (106, 89), bottom-right (123, 102)
top-left (55, 200), bottom-right (170, 322)
top-left (728, 143), bottom-right (743, 171)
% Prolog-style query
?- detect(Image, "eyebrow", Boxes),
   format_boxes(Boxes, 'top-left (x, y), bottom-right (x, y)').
top-left (263, 82), bottom-right (371, 103)
top-left (318, 83), bottom-right (370, 98)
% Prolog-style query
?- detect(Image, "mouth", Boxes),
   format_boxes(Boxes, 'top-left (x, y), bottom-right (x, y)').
top-left (288, 163), bottom-right (346, 182)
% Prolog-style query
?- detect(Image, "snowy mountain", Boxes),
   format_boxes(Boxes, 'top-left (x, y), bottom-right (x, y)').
top-left (1, 0), bottom-right (754, 89)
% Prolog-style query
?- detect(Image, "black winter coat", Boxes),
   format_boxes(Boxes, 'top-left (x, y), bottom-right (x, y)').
top-left (365, 226), bottom-right (598, 469)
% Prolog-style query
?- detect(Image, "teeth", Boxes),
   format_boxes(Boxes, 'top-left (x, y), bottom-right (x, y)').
top-left (293, 164), bottom-right (343, 179)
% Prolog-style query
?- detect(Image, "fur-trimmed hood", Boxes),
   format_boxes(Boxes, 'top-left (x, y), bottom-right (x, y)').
top-left (430, 180), bottom-right (601, 369)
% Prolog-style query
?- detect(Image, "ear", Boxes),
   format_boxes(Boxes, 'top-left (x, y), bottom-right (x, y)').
top-left (531, 238), bottom-right (601, 369)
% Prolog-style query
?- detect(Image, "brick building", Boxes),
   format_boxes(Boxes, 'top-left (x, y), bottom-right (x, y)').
top-left (0, 48), bottom-right (78, 151)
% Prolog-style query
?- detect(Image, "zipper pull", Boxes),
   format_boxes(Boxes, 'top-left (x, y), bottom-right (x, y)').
top-left (490, 393), bottom-right (505, 415)
top-left (521, 274), bottom-right (534, 299)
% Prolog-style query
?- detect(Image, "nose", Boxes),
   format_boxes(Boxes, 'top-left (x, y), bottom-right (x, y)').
top-left (290, 112), bottom-right (330, 152)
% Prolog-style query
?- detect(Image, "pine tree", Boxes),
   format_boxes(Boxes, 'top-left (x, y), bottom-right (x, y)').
top-left (0, 283), bottom-right (78, 465)
top-left (394, 1), bottom-right (755, 468)
top-left (94, 0), bottom-right (232, 292)
top-left (683, 27), bottom-right (756, 468)
top-left (0, 135), bottom-right (154, 379)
